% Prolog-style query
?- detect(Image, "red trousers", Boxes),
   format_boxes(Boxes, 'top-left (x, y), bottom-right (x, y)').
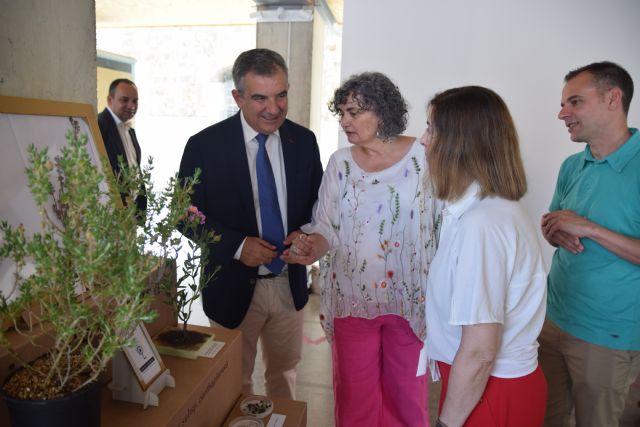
top-left (437, 361), bottom-right (547, 427)
top-left (332, 315), bottom-right (428, 427)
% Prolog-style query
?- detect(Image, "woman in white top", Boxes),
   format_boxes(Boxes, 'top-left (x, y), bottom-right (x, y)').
top-left (283, 72), bottom-right (441, 427)
top-left (422, 86), bottom-right (547, 427)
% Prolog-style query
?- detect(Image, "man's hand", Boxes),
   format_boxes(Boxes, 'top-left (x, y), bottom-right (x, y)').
top-left (541, 211), bottom-right (585, 254)
top-left (542, 210), bottom-right (640, 265)
top-left (542, 210), bottom-right (594, 238)
top-left (549, 230), bottom-right (584, 254)
top-left (239, 236), bottom-right (279, 267)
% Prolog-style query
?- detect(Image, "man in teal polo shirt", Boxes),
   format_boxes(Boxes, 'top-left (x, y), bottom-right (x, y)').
top-left (539, 61), bottom-right (640, 427)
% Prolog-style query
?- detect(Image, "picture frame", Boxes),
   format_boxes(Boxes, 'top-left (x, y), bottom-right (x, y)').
top-left (0, 95), bottom-right (113, 301)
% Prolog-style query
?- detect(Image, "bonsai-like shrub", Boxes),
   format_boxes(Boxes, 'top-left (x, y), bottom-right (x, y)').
top-left (174, 207), bottom-right (219, 334)
top-left (0, 119), bottom-right (201, 400)
top-left (156, 205), bottom-right (220, 348)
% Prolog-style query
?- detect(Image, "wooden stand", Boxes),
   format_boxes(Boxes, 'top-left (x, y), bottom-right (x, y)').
top-left (109, 351), bottom-right (176, 409)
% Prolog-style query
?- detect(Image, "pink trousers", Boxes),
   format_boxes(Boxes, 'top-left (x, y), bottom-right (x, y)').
top-left (332, 315), bottom-right (428, 427)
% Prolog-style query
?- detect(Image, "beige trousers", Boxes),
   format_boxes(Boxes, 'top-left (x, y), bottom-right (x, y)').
top-left (538, 319), bottom-right (640, 427)
top-left (210, 273), bottom-right (304, 399)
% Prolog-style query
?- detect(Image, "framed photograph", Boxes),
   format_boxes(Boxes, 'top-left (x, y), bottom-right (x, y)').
top-left (0, 95), bottom-right (112, 298)
top-left (122, 322), bottom-right (167, 391)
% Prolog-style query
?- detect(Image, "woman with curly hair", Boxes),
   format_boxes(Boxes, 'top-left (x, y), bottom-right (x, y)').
top-left (283, 72), bottom-right (441, 426)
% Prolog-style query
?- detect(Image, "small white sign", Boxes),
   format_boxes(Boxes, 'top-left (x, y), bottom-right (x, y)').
top-left (266, 413), bottom-right (286, 427)
top-left (123, 323), bottom-right (165, 390)
top-left (198, 340), bottom-right (225, 359)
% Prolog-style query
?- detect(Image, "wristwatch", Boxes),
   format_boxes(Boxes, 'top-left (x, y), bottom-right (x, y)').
top-left (435, 419), bottom-right (449, 427)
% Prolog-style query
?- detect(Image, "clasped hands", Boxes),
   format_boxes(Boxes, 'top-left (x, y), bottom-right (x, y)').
top-left (240, 210), bottom-right (591, 267)
top-left (239, 231), bottom-right (323, 267)
top-left (281, 231), bottom-right (324, 265)
top-left (541, 209), bottom-right (593, 254)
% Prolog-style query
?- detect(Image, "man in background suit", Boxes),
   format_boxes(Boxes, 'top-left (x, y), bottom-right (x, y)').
top-left (178, 48), bottom-right (323, 399)
top-left (98, 78), bottom-right (146, 211)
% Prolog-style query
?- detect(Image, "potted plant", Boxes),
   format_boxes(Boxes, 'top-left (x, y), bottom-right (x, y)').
top-left (154, 206), bottom-right (221, 357)
top-left (0, 119), bottom-right (201, 426)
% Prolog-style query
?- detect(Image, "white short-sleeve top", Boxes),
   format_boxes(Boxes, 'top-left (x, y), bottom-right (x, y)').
top-left (425, 182), bottom-right (547, 378)
top-left (302, 141), bottom-right (442, 342)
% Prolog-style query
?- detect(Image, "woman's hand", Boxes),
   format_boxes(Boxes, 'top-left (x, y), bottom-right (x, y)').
top-left (281, 232), bottom-right (329, 265)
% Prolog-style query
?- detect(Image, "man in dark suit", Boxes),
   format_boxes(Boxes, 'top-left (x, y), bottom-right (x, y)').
top-left (98, 78), bottom-right (146, 212)
top-left (178, 49), bottom-right (323, 399)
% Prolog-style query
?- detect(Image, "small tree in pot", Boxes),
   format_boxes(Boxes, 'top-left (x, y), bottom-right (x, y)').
top-left (155, 206), bottom-right (220, 350)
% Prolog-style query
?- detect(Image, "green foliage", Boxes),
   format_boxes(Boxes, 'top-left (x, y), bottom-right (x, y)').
top-left (0, 119), bottom-right (202, 397)
top-left (163, 206), bottom-right (220, 337)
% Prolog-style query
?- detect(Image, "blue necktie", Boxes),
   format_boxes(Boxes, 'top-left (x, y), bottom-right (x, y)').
top-left (255, 133), bottom-right (285, 274)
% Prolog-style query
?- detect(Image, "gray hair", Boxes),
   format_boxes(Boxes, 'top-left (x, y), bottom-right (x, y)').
top-left (232, 48), bottom-right (289, 94)
top-left (329, 72), bottom-right (408, 140)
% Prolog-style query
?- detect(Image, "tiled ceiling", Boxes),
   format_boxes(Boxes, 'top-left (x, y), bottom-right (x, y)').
top-left (96, 0), bottom-right (342, 28)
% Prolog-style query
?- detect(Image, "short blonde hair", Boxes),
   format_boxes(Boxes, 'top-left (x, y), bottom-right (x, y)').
top-left (427, 86), bottom-right (527, 201)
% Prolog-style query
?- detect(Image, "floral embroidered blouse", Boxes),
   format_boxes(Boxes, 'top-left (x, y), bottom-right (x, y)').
top-left (302, 140), bottom-right (441, 342)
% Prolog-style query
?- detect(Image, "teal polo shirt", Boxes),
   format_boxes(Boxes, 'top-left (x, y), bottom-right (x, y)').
top-left (547, 128), bottom-right (640, 351)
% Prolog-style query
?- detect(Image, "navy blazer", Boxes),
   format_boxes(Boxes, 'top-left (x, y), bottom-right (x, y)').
top-left (97, 108), bottom-right (147, 212)
top-left (97, 108), bottom-right (142, 175)
top-left (178, 112), bottom-right (324, 328)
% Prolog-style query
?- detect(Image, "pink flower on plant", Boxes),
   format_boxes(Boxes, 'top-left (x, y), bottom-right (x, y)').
top-left (387, 270), bottom-right (394, 279)
top-left (185, 205), bottom-right (206, 224)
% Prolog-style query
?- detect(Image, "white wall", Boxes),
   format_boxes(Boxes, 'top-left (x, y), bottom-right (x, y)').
top-left (341, 0), bottom-right (640, 267)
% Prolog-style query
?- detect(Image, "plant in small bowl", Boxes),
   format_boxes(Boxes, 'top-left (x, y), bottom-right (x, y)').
top-left (0, 119), bottom-right (201, 426)
top-left (154, 206), bottom-right (220, 356)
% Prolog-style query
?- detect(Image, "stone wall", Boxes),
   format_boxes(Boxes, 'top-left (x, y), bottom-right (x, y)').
top-left (0, 0), bottom-right (97, 107)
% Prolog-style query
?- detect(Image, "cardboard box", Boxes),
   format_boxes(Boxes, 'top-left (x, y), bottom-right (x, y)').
top-left (102, 326), bottom-right (242, 427)
top-left (145, 258), bottom-right (178, 338)
top-left (223, 394), bottom-right (307, 427)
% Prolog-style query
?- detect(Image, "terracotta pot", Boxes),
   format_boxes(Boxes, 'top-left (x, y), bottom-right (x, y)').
top-left (0, 377), bottom-right (102, 427)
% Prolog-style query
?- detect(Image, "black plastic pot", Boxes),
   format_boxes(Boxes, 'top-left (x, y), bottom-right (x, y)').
top-left (0, 378), bottom-right (102, 427)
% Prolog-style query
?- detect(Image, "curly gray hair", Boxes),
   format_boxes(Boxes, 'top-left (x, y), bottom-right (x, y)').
top-left (329, 72), bottom-right (408, 141)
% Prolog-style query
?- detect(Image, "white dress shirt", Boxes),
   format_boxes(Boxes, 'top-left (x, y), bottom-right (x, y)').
top-left (234, 112), bottom-right (288, 275)
top-left (106, 107), bottom-right (138, 168)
